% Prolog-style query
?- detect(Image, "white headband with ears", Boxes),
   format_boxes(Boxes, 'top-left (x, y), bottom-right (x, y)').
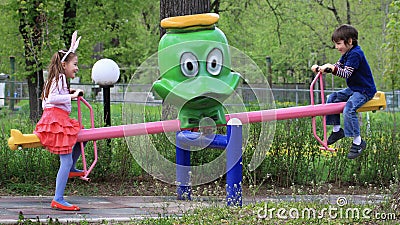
top-left (60, 30), bottom-right (81, 62)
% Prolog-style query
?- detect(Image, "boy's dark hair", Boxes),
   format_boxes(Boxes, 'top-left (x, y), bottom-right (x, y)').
top-left (331, 24), bottom-right (358, 46)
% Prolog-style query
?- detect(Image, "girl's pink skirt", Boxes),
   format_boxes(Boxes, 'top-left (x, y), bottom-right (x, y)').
top-left (34, 107), bottom-right (81, 155)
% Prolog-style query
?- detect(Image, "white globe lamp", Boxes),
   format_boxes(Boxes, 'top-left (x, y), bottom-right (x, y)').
top-left (91, 58), bottom-right (120, 127)
top-left (91, 58), bottom-right (120, 86)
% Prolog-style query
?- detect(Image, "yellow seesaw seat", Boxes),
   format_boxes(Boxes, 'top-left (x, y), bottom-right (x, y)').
top-left (8, 129), bottom-right (42, 150)
top-left (356, 91), bottom-right (386, 112)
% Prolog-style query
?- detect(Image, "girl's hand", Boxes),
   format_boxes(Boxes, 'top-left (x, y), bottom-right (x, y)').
top-left (71, 89), bottom-right (84, 99)
top-left (311, 64), bottom-right (319, 73)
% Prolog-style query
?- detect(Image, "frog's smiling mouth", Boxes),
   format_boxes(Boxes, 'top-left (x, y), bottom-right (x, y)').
top-left (191, 93), bottom-right (224, 102)
top-left (184, 93), bottom-right (226, 109)
top-left (153, 72), bottom-right (241, 111)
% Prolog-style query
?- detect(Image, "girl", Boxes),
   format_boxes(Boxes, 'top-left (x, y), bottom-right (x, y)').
top-left (34, 31), bottom-right (84, 211)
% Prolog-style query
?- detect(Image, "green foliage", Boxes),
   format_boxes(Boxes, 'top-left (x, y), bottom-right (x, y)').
top-left (134, 201), bottom-right (397, 224)
top-left (0, 110), bottom-right (59, 187)
top-left (0, 0), bottom-right (395, 91)
top-left (247, 110), bottom-right (400, 188)
top-left (76, 0), bottom-right (160, 83)
top-left (0, 0), bottom-right (159, 84)
top-left (0, 99), bottom-right (399, 195)
top-left (0, 1), bottom-right (24, 76)
top-left (383, 0), bottom-right (400, 90)
top-left (217, 0), bottom-right (390, 88)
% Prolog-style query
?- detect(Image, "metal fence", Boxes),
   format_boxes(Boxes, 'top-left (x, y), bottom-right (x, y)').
top-left (1, 80), bottom-right (399, 111)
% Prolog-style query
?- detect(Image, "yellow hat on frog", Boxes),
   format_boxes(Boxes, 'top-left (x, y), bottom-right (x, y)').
top-left (161, 13), bottom-right (219, 29)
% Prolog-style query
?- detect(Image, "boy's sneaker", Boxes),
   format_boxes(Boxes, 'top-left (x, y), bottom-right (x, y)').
top-left (347, 140), bottom-right (366, 159)
top-left (327, 128), bottom-right (345, 145)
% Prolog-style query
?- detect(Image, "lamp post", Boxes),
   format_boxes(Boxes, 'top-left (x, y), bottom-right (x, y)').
top-left (91, 58), bottom-right (120, 127)
top-left (9, 56), bottom-right (15, 111)
top-left (266, 56), bottom-right (272, 88)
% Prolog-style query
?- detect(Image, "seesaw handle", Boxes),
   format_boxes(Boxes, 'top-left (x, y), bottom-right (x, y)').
top-left (310, 71), bottom-right (335, 151)
top-left (77, 96), bottom-right (98, 180)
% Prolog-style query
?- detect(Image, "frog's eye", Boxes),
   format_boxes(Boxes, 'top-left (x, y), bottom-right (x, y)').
top-left (180, 52), bottom-right (199, 77)
top-left (206, 48), bottom-right (223, 76)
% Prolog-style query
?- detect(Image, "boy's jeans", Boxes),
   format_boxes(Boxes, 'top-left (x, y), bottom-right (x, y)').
top-left (326, 88), bottom-right (372, 137)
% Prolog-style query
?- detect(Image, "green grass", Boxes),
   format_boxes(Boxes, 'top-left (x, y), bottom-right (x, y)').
top-left (91, 201), bottom-right (398, 224)
top-left (2, 100), bottom-right (400, 224)
top-left (15, 199), bottom-right (399, 224)
top-left (1, 100), bottom-right (399, 194)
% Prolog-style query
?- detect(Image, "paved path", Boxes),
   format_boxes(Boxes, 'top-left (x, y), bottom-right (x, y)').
top-left (0, 195), bottom-right (387, 224)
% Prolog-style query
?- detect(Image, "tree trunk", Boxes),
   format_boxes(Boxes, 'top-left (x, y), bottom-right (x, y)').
top-left (27, 71), bottom-right (44, 122)
top-left (159, 0), bottom-right (210, 37)
top-left (18, 0), bottom-right (78, 122)
top-left (62, 0), bottom-right (77, 48)
top-left (18, 0), bottom-right (45, 122)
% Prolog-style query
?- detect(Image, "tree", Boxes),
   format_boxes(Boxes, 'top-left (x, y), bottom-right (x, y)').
top-left (16, 0), bottom-right (78, 122)
top-left (18, 0), bottom-right (45, 122)
top-left (213, 0), bottom-right (388, 88)
top-left (75, 0), bottom-right (159, 83)
top-left (0, 1), bottom-right (392, 95)
top-left (383, 0), bottom-right (400, 91)
top-left (160, 0), bottom-right (211, 37)
top-left (62, 0), bottom-right (77, 48)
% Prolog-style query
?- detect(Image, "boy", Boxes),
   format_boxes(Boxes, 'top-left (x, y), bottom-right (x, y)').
top-left (311, 24), bottom-right (376, 159)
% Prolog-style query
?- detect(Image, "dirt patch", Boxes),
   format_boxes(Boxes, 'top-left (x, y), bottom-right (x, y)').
top-left (65, 175), bottom-right (393, 199)
top-left (0, 173), bottom-right (393, 198)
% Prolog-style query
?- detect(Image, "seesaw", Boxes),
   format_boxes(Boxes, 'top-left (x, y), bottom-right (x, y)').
top-left (7, 70), bottom-right (386, 205)
top-left (8, 77), bottom-right (386, 152)
top-left (7, 13), bottom-right (387, 206)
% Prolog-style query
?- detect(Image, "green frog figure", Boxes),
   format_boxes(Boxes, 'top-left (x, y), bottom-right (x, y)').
top-left (153, 13), bottom-right (241, 129)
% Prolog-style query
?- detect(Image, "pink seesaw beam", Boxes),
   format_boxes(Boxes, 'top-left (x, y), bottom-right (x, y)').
top-left (75, 84), bottom-right (342, 180)
top-left (225, 102), bottom-right (345, 124)
top-left (76, 100), bottom-right (345, 143)
top-left (76, 119), bottom-right (182, 142)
